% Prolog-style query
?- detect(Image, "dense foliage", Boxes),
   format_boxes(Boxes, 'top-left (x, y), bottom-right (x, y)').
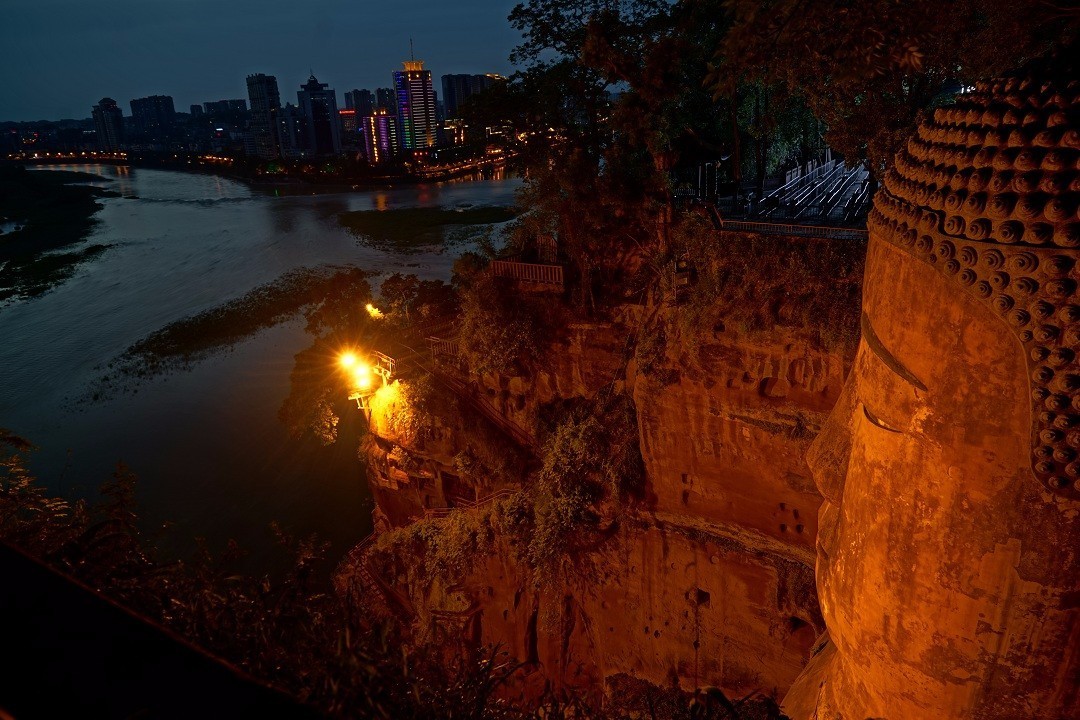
top-left (0, 432), bottom-right (590, 719)
top-left (717, 0), bottom-right (1079, 170)
top-left (457, 272), bottom-right (551, 377)
top-left (665, 214), bottom-right (864, 356)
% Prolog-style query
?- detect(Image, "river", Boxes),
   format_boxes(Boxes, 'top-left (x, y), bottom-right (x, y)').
top-left (0, 164), bottom-right (520, 569)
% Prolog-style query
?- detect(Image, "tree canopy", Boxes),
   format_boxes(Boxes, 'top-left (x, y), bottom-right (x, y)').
top-left (717, 0), bottom-right (1080, 169)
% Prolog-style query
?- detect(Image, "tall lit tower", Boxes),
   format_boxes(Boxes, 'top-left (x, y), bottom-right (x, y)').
top-left (392, 56), bottom-right (437, 151)
top-left (362, 108), bottom-right (399, 164)
top-left (246, 73), bottom-right (281, 159)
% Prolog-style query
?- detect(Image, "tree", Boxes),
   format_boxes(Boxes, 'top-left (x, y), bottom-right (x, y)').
top-left (503, 0), bottom-right (744, 307)
top-left (716, 0), bottom-right (1080, 172)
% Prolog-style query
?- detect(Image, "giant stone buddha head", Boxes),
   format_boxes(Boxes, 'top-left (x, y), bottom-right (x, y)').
top-left (787, 59), bottom-right (1080, 719)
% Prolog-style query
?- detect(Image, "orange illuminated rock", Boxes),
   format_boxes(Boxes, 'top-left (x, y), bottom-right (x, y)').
top-left (404, 520), bottom-right (820, 704)
top-left (783, 60), bottom-right (1080, 719)
top-left (632, 325), bottom-right (848, 562)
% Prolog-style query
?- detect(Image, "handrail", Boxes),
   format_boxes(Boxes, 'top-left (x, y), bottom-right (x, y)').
top-left (719, 220), bottom-right (868, 241)
top-left (335, 532), bottom-right (415, 619)
top-left (424, 488), bottom-right (517, 518)
top-left (432, 367), bottom-right (536, 451)
top-left (490, 259), bottom-right (564, 286)
top-left (820, 168), bottom-right (862, 216)
top-left (427, 336), bottom-right (460, 358)
top-left (765, 158), bottom-right (833, 201)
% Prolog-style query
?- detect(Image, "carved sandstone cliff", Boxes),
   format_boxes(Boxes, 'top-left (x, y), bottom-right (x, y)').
top-left (347, 242), bottom-right (858, 703)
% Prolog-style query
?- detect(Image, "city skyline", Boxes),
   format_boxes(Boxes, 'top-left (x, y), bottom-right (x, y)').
top-left (0, 0), bottom-right (520, 122)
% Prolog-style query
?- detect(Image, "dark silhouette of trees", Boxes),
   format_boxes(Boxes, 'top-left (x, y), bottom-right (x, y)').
top-left (717, 0), bottom-right (1079, 172)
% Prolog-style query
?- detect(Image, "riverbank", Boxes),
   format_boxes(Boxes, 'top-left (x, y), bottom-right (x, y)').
top-left (87, 266), bottom-right (370, 400)
top-left (0, 164), bottom-right (117, 302)
top-left (340, 206), bottom-right (518, 251)
top-left (16, 151), bottom-right (519, 194)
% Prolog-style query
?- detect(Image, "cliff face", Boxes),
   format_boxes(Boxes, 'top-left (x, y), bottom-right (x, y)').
top-left (475, 312), bottom-right (639, 442)
top-left (351, 286), bottom-right (853, 702)
top-left (416, 519), bottom-right (819, 704)
top-left (633, 318), bottom-right (849, 564)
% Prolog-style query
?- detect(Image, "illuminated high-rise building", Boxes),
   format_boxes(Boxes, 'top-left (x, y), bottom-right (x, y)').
top-left (362, 108), bottom-right (399, 164)
top-left (339, 109), bottom-right (362, 150)
top-left (91, 97), bottom-right (124, 151)
top-left (246, 73), bottom-right (281, 159)
top-left (392, 59), bottom-right (437, 151)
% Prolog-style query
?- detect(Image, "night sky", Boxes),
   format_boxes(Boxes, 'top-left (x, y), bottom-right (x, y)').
top-left (0, 0), bottom-right (522, 122)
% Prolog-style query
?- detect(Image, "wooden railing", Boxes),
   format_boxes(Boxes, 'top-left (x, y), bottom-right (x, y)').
top-left (490, 259), bottom-right (564, 286)
top-left (719, 220), bottom-right (868, 242)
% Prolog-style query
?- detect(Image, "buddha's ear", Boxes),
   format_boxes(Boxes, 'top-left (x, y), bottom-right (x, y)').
top-left (807, 377), bottom-right (855, 504)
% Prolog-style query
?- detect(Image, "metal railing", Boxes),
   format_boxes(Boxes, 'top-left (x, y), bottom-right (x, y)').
top-left (719, 220), bottom-right (868, 242)
top-left (490, 259), bottom-right (564, 286)
top-left (427, 336), bottom-right (460, 358)
top-left (424, 488), bottom-right (517, 518)
top-left (432, 368), bottom-right (536, 450)
top-left (335, 533), bottom-right (415, 619)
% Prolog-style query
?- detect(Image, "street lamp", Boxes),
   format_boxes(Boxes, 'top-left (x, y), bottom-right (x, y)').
top-left (339, 350), bottom-right (394, 413)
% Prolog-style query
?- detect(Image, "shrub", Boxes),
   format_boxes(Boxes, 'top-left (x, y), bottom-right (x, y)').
top-left (0, 434), bottom-right (549, 719)
top-left (457, 274), bottom-right (547, 377)
top-left (666, 213), bottom-right (864, 357)
top-left (518, 391), bottom-right (645, 588)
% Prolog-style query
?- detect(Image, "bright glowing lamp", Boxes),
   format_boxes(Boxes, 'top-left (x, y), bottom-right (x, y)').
top-left (339, 352), bottom-right (357, 369)
top-left (352, 364), bottom-right (372, 389)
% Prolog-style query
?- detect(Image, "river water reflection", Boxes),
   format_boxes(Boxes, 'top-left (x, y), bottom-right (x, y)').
top-left (0, 164), bottom-right (519, 569)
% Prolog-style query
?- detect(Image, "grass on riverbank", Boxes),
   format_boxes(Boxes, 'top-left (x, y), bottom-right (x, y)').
top-left (88, 266), bottom-right (370, 399)
top-left (0, 164), bottom-right (119, 303)
top-left (339, 206), bottom-right (518, 251)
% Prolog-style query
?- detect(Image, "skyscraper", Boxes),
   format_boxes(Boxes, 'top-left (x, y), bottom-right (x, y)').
top-left (202, 99), bottom-right (247, 114)
top-left (362, 108), bottom-right (399, 164)
top-left (375, 87), bottom-right (397, 114)
top-left (297, 74), bottom-right (341, 156)
top-left (129, 95), bottom-right (175, 146)
top-left (344, 89), bottom-right (375, 116)
top-left (91, 98), bottom-right (124, 151)
top-left (441, 73), bottom-right (507, 118)
top-left (392, 60), bottom-right (437, 151)
top-left (339, 109), bottom-right (361, 150)
top-left (276, 103), bottom-right (308, 158)
top-left (246, 73), bottom-right (281, 160)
